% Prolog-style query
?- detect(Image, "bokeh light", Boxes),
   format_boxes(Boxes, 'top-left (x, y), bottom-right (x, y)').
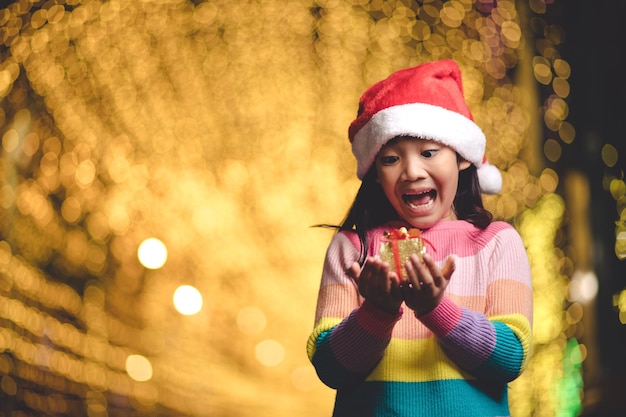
top-left (255, 339), bottom-right (286, 367)
top-left (137, 238), bottom-right (168, 269)
top-left (569, 270), bottom-right (599, 304)
top-left (125, 354), bottom-right (153, 382)
top-left (172, 285), bottom-right (203, 316)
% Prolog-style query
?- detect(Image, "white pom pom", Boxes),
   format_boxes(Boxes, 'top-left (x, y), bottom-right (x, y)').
top-left (477, 162), bottom-right (502, 194)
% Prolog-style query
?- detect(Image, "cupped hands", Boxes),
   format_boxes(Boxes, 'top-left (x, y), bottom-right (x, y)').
top-left (348, 253), bottom-right (456, 317)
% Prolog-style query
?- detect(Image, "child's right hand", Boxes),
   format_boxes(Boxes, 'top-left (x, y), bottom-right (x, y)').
top-left (348, 257), bottom-right (404, 315)
top-left (402, 253), bottom-right (455, 317)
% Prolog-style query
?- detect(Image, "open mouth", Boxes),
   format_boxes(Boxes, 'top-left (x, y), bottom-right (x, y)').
top-left (402, 189), bottom-right (436, 208)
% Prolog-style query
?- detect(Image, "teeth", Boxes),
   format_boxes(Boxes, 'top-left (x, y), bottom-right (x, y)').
top-left (402, 190), bottom-right (434, 207)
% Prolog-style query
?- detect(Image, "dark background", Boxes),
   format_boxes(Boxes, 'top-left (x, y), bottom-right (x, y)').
top-left (557, 1), bottom-right (626, 415)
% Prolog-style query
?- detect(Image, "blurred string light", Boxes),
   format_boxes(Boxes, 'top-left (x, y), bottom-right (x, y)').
top-left (172, 285), bottom-right (203, 316)
top-left (0, 0), bottom-right (588, 416)
top-left (137, 237), bottom-right (168, 270)
top-left (569, 270), bottom-right (599, 305)
top-left (125, 354), bottom-right (153, 382)
top-left (615, 290), bottom-right (626, 324)
top-left (557, 338), bottom-right (584, 417)
top-left (610, 168), bottom-right (625, 324)
top-left (254, 339), bottom-right (285, 367)
top-left (601, 141), bottom-right (626, 262)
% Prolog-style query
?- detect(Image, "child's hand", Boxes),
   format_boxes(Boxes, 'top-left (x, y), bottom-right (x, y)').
top-left (348, 257), bottom-right (403, 315)
top-left (402, 253), bottom-right (455, 317)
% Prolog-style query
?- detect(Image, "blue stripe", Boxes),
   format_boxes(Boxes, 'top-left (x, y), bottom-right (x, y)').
top-left (476, 322), bottom-right (524, 381)
top-left (332, 379), bottom-right (510, 417)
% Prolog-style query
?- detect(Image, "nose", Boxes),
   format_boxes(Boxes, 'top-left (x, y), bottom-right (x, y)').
top-left (401, 155), bottom-right (427, 181)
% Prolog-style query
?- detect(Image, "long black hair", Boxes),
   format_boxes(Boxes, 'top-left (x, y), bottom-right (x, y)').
top-left (318, 160), bottom-right (492, 266)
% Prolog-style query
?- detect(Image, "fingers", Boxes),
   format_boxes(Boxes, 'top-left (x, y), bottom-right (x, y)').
top-left (441, 255), bottom-right (456, 281)
top-left (355, 257), bottom-right (398, 294)
top-left (422, 254), bottom-right (441, 287)
top-left (362, 258), bottom-right (387, 291)
top-left (353, 258), bottom-right (404, 313)
top-left (405, 253), bottom-right (455, 288)
top-left (404, 255), bottom-right (424, 290)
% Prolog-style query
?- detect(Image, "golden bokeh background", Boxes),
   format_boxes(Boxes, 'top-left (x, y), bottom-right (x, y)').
top-left (0, 0), bottom-right (624, 416)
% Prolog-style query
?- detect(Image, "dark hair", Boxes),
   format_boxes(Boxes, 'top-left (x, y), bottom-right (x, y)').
top-left (453, 163), bottom-right (493, 229)
top-left (317, 162), bottom-right (492, 266)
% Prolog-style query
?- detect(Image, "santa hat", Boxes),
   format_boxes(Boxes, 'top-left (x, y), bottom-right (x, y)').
top-left (348, 59), bottom-right (502, 194)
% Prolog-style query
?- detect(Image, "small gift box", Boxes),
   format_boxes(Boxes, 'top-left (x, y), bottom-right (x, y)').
top-left (379, 227), bottom-right (426, 280)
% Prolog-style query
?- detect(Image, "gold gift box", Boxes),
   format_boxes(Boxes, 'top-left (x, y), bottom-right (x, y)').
top-left (379, 227), bottom-right (426, 280)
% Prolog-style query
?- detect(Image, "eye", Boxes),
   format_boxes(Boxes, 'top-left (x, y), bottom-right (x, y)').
top-left (378, 155), bottom-right (399, 165)
top-left (421, 149), bottom-right (439, 158)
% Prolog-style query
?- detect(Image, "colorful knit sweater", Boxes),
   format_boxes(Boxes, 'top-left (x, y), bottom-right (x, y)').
top-left (307, 220), bottom-right (533, 417)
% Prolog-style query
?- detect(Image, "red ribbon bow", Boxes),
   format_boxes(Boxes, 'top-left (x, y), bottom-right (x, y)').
top-left (381, 227), bottom-right (436, 277)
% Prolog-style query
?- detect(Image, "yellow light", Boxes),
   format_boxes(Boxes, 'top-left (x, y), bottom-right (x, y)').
top-left (1, 129), bottom-right (19, 152)
top-left (616, 231), bottom-right (626, 260)
top-left (569, 270), bottom-right (599, 304)
top-left (137, 238), bottom-right (168, 269)
top-left (255, 339), bottom-right (285, 367)
top-left (125, 354), bottom-right (153, 382)
top-left (601, 143), bottom-right (619, 168)
top-left (544, 138), bottom-right (562, 162)
top-left (172, 285), bottom-right (203, 316)
top-left (609, 179), bottom-right (626, 200)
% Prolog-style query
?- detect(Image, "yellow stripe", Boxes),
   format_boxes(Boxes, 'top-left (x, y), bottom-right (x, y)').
top-left (308, 314), bottom-right (531, 379)
top-left (366, 337), bottom-right (467, 382)
top-left (306, 317), bottom-right (343, 360)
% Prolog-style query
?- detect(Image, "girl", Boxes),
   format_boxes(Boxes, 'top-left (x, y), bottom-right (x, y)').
top-left (307, 60), bottom-right (533, 417)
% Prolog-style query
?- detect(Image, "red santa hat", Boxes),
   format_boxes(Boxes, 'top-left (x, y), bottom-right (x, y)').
top-left (348, 59), bottom-right (502, 194)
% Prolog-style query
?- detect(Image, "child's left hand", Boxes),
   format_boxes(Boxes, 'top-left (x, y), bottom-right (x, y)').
top-left (402, 253), bottom-right (455, 317)
top-left (348, 257), bottom-right (404, 315)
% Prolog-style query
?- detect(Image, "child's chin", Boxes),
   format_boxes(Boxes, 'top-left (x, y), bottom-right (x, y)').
top-left (404, 218), bottom-right (436, 230)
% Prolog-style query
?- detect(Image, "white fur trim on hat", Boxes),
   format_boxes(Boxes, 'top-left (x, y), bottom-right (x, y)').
top-left (352, 102), bottom-right (486, 179)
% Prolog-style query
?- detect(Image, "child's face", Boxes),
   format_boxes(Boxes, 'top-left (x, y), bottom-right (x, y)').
top-left (375, 137), bottom-right (471, 229)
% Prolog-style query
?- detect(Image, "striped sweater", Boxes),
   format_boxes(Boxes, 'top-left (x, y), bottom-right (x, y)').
top-left (307, 220), bottom-right (533, 417)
